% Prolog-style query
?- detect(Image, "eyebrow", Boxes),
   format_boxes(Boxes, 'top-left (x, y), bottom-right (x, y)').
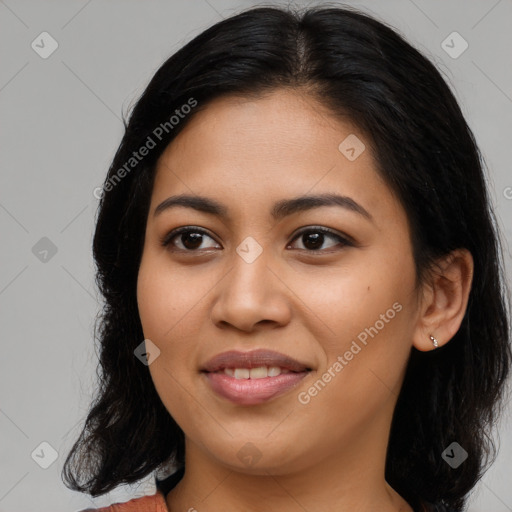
top-left (153, 193), bottom-right (373, 222)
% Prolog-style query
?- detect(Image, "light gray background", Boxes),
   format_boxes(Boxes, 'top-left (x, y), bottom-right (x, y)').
top-left (1, 1), bottom-right (511, 511)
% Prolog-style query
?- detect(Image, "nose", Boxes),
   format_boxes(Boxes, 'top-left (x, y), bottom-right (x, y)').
top-left (210, 247), bottom-right (292, 333)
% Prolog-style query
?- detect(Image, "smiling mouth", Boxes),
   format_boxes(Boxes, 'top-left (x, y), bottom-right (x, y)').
top-left (201, 349), bottom-right (313, 405)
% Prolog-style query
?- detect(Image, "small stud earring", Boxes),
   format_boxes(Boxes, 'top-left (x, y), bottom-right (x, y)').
top-left (429, 335), bottom-right (439, 349)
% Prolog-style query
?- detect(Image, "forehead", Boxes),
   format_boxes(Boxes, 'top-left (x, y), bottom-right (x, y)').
top-left (150, 88), bottom-right (403, 228)
top-left (162, 89), bottom-right (359, 164)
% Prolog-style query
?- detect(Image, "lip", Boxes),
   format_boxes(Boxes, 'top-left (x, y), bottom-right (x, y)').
top-left (201, 349), bottom-right (312, 406)
top-left (201, 349), bottom-right (311, 373)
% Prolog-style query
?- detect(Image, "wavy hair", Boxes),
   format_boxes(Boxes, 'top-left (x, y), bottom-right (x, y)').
top-left (61, 5), bottom-right (511, 510)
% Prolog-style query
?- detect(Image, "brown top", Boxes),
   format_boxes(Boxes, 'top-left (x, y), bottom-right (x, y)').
top-left (81, 490), bottom-right (169, 512)
top-left (79, 476), bottom-right (456, 512)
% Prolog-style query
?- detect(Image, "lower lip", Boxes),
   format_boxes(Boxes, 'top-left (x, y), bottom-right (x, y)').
top-left (203, 371), bottom-right (309, 405)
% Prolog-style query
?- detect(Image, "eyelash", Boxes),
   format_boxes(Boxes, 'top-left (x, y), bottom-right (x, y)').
top-left (160, 225), bottom-right (353, 254)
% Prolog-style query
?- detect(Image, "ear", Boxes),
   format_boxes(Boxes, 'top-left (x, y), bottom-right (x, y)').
top-left (412, 249), bottom-right (474, 352)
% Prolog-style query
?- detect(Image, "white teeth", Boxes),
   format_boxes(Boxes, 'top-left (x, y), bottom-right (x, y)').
top-left (225, 366), bottom-right (285, 379)
top-left (233, 368), bottom-right (250, 379)
top-left (267, 366), bottom-right (282, 377)
top-left (249, 367), bottom-right (268, 379)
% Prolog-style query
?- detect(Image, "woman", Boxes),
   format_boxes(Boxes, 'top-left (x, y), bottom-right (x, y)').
top-left (62, 5), bottom-right (511, 512)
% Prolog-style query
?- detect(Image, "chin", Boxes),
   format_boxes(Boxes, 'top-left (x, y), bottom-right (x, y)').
top-left (200, 435), bottom-right (312, 476)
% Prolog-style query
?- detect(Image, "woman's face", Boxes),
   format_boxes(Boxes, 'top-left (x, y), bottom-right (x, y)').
top-left (137, 88), bottom-right (422, 475)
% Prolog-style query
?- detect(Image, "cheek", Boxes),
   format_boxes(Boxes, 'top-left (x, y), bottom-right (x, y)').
top-left (136, 252), bottom-right (221, 392)
top-left (137, 251), bottom-right (201, 342)
top-left (137, 257), bottom-right (204, 425)
top-left (289, 258), bottom-right (415, 349)
top-left (332, 291), bottom-right (415, 397)
top-left (297, 257), bottom-right (417, 408)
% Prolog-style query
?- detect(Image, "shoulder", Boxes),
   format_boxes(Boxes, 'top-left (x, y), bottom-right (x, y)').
top-left (77, 490), bottom-right (168, 512)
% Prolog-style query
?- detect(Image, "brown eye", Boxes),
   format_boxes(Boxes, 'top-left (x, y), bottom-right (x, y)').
top-left (161, 227), bottom-right (220, 252)
top-left (288, 227), bottom-right (351, 252)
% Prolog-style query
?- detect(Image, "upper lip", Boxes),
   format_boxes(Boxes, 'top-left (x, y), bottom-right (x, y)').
top-left (201, 349), bottom-right (312, 373)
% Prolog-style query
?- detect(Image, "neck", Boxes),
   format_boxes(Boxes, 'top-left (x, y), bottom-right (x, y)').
top-left (166, 416), bottom-right (414, 512)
